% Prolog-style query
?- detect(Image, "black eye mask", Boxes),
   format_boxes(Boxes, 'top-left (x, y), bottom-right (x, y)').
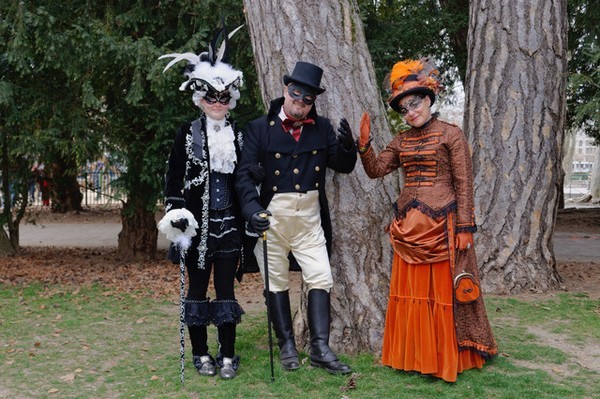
top-left (204, 91), bottom-right (231, 105)
top-left (287, 84), bottom-right (316, 105)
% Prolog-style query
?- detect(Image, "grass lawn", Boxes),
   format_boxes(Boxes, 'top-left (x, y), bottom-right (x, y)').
top-left (1, 284), bottom-right (598, 399)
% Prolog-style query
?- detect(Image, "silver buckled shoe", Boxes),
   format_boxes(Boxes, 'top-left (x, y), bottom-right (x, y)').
top-left (193, 355), bottom-right (216, 376)
top-left (220, 357), bottom-right (236, 380)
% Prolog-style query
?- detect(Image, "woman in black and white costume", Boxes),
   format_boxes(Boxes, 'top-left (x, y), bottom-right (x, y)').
top-left (158, 28), bottom-right (246, 380)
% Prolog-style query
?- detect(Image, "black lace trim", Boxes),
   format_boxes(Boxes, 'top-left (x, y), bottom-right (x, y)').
top-left (211, 299), bottom-right (245, 326)
top-left (394, 199), bottom-right (457, 220)
top-left (183, 299), bottom-right (211, 326)
top-left (456, 224), bottom-right (478, 233)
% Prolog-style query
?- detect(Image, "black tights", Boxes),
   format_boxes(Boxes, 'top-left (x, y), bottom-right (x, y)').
top-left (187, 255), bottom-right (238, 358)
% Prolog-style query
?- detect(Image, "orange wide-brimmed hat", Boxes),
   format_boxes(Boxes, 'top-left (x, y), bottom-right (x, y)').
top-left (386, 58), bottom-right (442, 113)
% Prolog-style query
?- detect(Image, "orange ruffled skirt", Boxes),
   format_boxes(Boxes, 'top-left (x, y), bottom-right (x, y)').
top-left (382, 210), bottom-right (485, 382)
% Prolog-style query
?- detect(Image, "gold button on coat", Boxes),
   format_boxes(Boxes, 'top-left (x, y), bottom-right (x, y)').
top-left (275, 153), bottom-right (281, 159)
top-left (269, 121), bottom-right (275, 126)
top-left (293, 168), bottom-right (299, 174)
top-left (274, 170), bottom-right (280, 176)
top-left (316, 183), bottom-right (319, 188)
top-left (295, 184), bottom-right (300, 190)
top-left (312, 150), bottom-right (317, 155)
top-left (315, 166), bottom-right (320, 172)
top-left (273, 186), bottom-right (278, 191)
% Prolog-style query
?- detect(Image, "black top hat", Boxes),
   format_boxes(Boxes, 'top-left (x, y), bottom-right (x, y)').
top-left (283, 61), bottom-right (325, 94)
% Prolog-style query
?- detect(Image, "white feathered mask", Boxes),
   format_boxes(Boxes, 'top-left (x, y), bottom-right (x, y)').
top-left (159, 25), bottom-right (244, 108)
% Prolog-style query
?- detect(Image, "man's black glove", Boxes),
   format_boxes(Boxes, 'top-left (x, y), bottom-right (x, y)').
top-left (248, 163), bottom-right (265, 184)
top-left (250, 210), bottom-right (271, 232)
top-left (170, 218), bottom-right (189, 232)
top-left (337, 118), bottom-right (355, 150)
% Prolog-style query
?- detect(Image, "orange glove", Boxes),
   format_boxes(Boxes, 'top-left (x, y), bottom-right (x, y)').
top-left (359, 112), bottom-right (371, 149)
top-left (455, 232), bottom-right (474, 251)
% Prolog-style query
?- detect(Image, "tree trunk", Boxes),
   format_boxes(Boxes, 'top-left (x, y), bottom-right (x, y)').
top-left (50, 157), bottom-right (83, 213)
top-left (117, 201), bottom-right (157, 261)
top-left (0, 127), bottom-right (19, 256)
top-left (243, 0), bottom-right (400, 354)
top-left (561, 130), bottom-right (576, 206)
top-left (464, 0), bottom-right (566, 294)
top-left (0, 228), bottom-right (16, 257)
top-left (589, 147), bottom-right (600, 202)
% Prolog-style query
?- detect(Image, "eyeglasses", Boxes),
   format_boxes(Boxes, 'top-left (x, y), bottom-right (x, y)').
top-left (287, 84), bottom-right (316, 105)
top-left (204, 92), bottom-right (231, 105)
top-left (398, 95), bottom-right (425, 116)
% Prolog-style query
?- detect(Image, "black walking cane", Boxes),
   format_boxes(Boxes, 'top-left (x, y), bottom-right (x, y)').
top-left (260, 213), bottom-right (276, 382)
top-left (170, 218), bottom-right (190, 385)
top-left (178, 249), bottom-right (186, 385)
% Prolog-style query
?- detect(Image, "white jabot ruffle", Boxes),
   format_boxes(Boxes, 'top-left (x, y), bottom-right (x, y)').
top-left (206, 116), bottom-right (237, 174)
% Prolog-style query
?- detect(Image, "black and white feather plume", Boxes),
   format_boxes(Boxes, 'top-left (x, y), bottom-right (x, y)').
top-left (159, 25), bottom-right (244, 106)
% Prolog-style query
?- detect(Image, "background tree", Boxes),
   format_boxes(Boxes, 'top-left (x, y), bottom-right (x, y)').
top-left (358, 0), bottom-right (469, 89)
top-left (1, 0), bottom-right (262, 259)
top-left (87, 0), bottom-right (260, 260)
top-left (5, 2), bottom-right (105, 213)
top-left (566, 0), bottom-right (599, 202)
top-left (243, 0), bottom-right (400, 354)
top-left (464, 0), bottom-right (567, 293)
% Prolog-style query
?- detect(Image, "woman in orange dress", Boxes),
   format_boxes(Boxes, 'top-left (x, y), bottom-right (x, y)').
top-left (358, 58), bottom-right (497, 382)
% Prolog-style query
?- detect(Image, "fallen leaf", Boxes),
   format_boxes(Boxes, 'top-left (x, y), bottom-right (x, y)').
top-left (34, 342), bottom-right (41, 347)
top-left (136, 317), bottom-right (146, 324)
top-left (74, 368), bottom-right (83, 373)
top-left (60, 373), bottom-right (75, 382)
top-left (150, 375), bottom-right (159, 380)
top-left (48, 388), bottom-right (59, 394)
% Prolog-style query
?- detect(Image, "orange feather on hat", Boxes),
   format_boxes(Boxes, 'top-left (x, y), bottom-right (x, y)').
top-left (389, 59), bottom-right (424, 89)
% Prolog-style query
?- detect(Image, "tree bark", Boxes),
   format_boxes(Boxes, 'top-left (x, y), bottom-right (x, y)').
top-left (561, 130), bottom-right (576, 206)
top-left (117, 201), bottom-right (158, 261)
top-left (50, 156), bottom-right (83, 213)
top-left (464, 0), bottom-right (566, 294)
top-left (589, 147), bottom-right (600, 202)
top-left (243, 0), bottom-right (400, 354)
top-left (0, 228), bottom-right (16, 257)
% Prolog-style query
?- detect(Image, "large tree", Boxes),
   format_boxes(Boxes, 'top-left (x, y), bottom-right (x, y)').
top-left (92, 1), bottom-right (260, 260)
top-left (1, 1), bottom-right (261, 259)
top-left (464, 0), bottom-right (567, 293)
top-left (3, 2), bottom-right (105, 214)
top-left (243, 0), bottom-right (400, 354)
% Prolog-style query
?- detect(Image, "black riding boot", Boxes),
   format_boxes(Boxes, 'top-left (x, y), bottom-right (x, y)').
top-left (268, 291), bottom-right (300, 370)
top-left (307, 289), bottom-right (352, 374)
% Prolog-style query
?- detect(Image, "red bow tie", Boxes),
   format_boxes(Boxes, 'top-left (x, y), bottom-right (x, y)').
top-left (282, 117), bottom-right (315, 141)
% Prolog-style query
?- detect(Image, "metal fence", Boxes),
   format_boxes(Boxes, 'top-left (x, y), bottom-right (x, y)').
top-left (27, 168), bottom-right (122, 207)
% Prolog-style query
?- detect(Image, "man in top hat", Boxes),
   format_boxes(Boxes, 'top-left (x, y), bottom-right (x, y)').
top-left (236, 61), bottom-right (356, 374)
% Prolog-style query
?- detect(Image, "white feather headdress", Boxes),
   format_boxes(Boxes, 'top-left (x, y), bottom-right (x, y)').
top-left (159, 25), bottom-right (244, 107)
